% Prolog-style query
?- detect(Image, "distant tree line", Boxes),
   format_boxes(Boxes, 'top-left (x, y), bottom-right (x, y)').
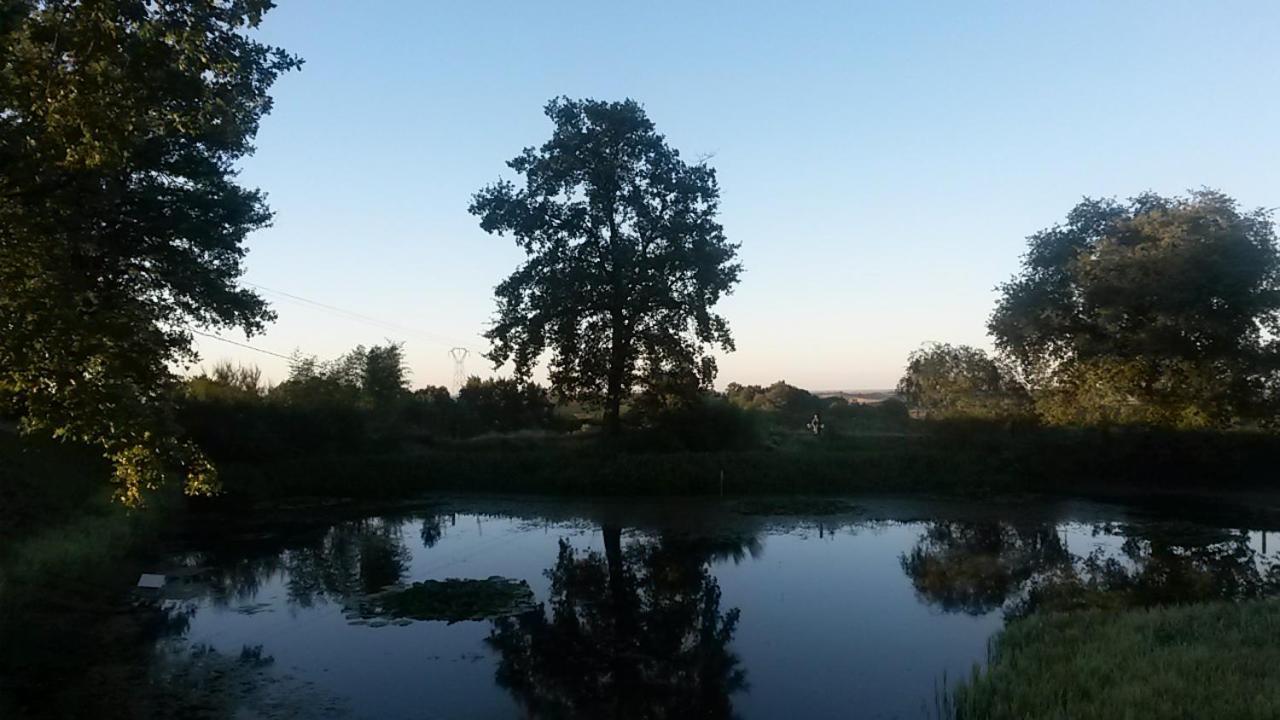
top-left (177, 343), bottom-right (558, 462)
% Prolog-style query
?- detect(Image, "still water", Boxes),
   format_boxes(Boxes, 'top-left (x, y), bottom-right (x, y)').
top-left (149, 495), bottom-right (1280, 719)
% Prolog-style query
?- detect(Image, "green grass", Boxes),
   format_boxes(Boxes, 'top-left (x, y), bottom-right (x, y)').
top-left (0, 432), bottom-right (173, 720)
top-left (949, 600), bottom-right (1280, 720)
top-left (205, 424), bottom-right (1280, 505)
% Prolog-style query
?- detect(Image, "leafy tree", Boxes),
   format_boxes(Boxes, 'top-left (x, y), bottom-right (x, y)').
top-left (272, 343), bottom-right (407, 408)
top-left (362, 342), bottom-right (410, 404)
top-left (725, 380), bottom-right (823, 419)
top-left (989, 191), bottom-right (1280, 428)
top-left (0, 1), bottom-right (299, 502)
top-left (455, 376), bottom-right (554, 435)
top-left (896, 343), bottom-right (1031, 420)
top-left (470, 97), bottom-right (741, 434)
top-left (186, 361), bottom-right (267, 403)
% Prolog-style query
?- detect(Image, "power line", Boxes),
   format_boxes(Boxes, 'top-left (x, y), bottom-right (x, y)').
top-left (188, 328), bottom-right (294, 361)
top-left (244, 281), bottom-right (480, 352)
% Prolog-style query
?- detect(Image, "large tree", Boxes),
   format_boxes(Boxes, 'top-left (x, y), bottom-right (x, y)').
top-left (470, 98), bottom-right (741, 434)
top-left (896, 343), bottom-right (1031, 420)
top-left (989, 191), bottom-right (1280, 428)
top-left (0, 0), bottom-right (299, 502)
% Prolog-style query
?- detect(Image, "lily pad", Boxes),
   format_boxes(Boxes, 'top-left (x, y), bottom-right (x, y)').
top-left (355, 576), bottom-right (536, 623)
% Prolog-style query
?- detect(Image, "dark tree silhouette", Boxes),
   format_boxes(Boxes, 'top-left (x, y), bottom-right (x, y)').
top-left (470, 98), bottom-right (741, 434)
top-left (488, 529), bottom-right (749, 719)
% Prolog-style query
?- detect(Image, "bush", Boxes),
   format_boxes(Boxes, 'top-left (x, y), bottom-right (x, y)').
top-left (626, 393), bottom-right (764, 451)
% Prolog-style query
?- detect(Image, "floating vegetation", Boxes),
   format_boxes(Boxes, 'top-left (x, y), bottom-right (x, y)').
top-left (350, 576), bottom-right (536, 624)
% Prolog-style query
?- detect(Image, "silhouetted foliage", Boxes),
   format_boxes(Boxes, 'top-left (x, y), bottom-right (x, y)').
top-left (628, 392), bottom-right (764, 452)
top-left (455, 376), bottom-right (555, 436)
top-left (470, 97), bottom-right (741, 434)
top-left (725, 381), bottom-right (824, 420)
top-left (723, 381), bottom-right (909, 436)
top-left (0, 0), bottom-right (299, 503)
top-left (178, 347), bottom-right (562, 462)
top-left (990, 190), bottom-right (1280, 428)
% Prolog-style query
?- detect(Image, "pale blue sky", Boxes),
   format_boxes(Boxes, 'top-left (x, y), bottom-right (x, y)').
top-left (197, 1), bottom-right (1280, 391)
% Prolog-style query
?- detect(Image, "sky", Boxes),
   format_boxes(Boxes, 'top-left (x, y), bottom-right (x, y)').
top-left (196, 1), bottom-right (1280, 391)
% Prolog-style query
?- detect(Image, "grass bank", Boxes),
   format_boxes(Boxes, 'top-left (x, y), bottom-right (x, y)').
top-left (948, 600), bottom-right (1280, 720)
top-left (207, 425), bottom-right (1280, 505)
top-left (0, 433), bottom-right (176, 719)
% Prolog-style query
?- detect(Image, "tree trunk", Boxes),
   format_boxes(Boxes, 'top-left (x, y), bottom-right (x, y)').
top-left (604, 373), bottom-right (623, 436)
top-left (603, 309), bottom-right (627, 436)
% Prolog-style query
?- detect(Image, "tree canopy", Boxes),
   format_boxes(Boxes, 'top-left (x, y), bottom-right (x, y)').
top-left (470, 97), bottom-right (740, 434)
top-left (989, 191), bottom-right (1280, 428)
top-left (0, 0), bottom-right (299, 501)
top-left (896, 343), bottom-right (1031, 420)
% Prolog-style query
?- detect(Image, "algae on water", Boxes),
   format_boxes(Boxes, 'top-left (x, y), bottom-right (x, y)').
top-left (351, 576), bottom-right (536, 623)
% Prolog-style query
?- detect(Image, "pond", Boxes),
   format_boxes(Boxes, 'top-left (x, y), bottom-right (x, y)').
top-left (142, 495), bottom-right (1280, 719)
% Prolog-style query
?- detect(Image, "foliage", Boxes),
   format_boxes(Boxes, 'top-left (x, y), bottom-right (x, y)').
top-left (470, 97), bottom-right (741, 433)
top-left (725, 380), bottom-right (824, 419)
top-left (949, 600), bottom-right (1280, 720)
top-left (989, 190), bottom-right (1280, 428)
top-left (455, 376), bottom-right (555, 436)
top-left (0, 0), bottom-right (300, 502)
top-left (628, 391), bottom-right (764, 451)
top-left (177, 348), bottom-right (561, 462)
top-left (897, 343), bottom-right (1032, 421)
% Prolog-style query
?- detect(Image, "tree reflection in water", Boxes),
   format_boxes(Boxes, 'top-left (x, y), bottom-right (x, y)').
top-left (488, 526), bottom-right (751, 719)
top-left (284, 518), bottom-right (410, 605)
top-left (901, 520), bottom-right (1280, 617)
top-left (901, 522), bottom-right (1071, 615)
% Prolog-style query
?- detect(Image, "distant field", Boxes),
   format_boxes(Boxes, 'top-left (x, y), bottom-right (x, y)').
top-left (814, 389), bottom-right (899, 404)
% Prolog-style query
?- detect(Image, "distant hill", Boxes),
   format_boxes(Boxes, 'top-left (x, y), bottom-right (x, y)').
top-left (814, 389), bottom-right (899, 405)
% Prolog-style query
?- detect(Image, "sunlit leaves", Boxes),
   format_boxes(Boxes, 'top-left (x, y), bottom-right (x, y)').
top-left (0, 1), bottom-right (299, 502)
top-left (989, 191), bottom-right (1280, 428)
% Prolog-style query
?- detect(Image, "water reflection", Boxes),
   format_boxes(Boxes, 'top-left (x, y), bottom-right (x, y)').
top-left (1020, 524), bottom-right (1280, 615)
top-left (901, 521), bottom-right (1070, 614)
top-left (489, 528), bottom-right (750, 719)
top-left (108, 500), bottom-right (1280, 720)
top-left (901, 519), bottom-right (1280, 618)
top-left (285, 518), bottom-right (410, 603)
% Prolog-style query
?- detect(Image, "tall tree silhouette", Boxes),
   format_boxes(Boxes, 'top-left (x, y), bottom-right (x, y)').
top-left (470, 98), bottom-right (741, 434)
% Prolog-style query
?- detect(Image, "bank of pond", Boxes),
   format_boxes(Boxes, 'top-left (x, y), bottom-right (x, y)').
top-left (3, 492), bottom-right (1279, 719)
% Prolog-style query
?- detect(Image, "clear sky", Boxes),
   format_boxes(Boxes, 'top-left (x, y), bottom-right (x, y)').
top-left (196, 1), bottom-right (1280, 391)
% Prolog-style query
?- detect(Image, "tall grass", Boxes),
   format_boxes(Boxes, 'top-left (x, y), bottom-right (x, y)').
top-left (0, 432), bottom-right (172, 719)
top-left (202, 423), bottom-right (1280, 505)
top-left (948, 601), bottom-right (1280, 720)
